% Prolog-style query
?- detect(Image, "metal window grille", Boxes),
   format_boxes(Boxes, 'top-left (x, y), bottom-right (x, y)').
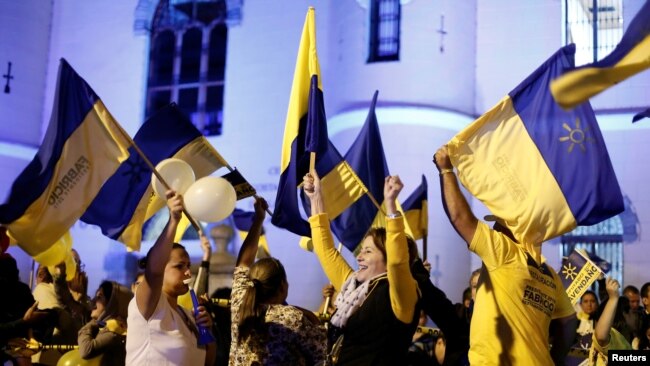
top-left (146, 0), bottom-right (227, 136)
top-left (564, 0), bottom-right (623, 66)
top-left (561, 214), bottom-right (625, 291)
top-left (368, 0), bottom-right (400, 63)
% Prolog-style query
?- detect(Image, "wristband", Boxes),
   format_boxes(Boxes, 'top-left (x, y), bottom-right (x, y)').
top-left (439, 168), bottom-right (454, 176)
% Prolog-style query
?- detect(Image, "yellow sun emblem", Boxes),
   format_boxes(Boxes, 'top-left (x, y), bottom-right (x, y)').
top-left (562, 263), bottom-right (578, 280)
top-left (559, 117), bottom-right (595, 153)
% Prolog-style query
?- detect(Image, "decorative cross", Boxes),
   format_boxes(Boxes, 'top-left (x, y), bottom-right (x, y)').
top-left (430, 254), bottom-right (442, 286)
top-left (3, 62), bottom-right (13, 94)
top-left (437, 15), bottom-right (447, 53)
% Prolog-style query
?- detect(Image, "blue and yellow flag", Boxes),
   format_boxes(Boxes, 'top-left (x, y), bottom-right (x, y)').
top-left (329, 91), bottom-right (388, 251)
top-left (550, 1), bottom-right (650, 109)
top-left (233, 208), bottom-right (270, 258)
top-left (0, 59), bottom-right (131, 256)
top-left (81, 104), bottom-right (226, 251)
top-left (402, 175), bottom-right (428, 241)
top-left (448, 45), bottom-right (624, 245)
top-left (560, 249), bottom-right (604, 305)
top-left (272, 8), bottom-right (367, 237)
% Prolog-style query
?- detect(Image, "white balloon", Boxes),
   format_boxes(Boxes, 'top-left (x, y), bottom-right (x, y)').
top-left (151, 158), bottom-right (196, 198)
top-left (184, 176), bottom-right (237, 222)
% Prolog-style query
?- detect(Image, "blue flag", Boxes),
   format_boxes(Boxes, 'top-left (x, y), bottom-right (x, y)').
top-left (81, 104), bottom-right (226, 251)
top-left (448, 45), bottom-right (624, 245)
top-left (0, 59), bottom-right (131, 256)
top-left (402, 175), bottom-right (428, 241)
top-left (272, 8), bottom-right (367, 238)
top-left (329, 91), bottom-right (388, 251)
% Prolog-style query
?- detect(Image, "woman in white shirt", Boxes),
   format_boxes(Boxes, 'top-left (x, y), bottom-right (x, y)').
top-left (125, 191), bottom-right (216, 366)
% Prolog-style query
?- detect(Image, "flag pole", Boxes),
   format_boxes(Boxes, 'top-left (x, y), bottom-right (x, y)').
top-left (364, 191), bottom-right (385, 215)
top-left (111, 122), bottom-right (203, 234)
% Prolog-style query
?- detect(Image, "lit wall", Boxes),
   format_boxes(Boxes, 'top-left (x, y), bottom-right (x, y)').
top-left (0, 0), bottom-right (648, 309)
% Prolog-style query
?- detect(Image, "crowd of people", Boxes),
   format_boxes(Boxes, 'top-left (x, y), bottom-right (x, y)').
top-left (1, 147), bottom-right (650, 366)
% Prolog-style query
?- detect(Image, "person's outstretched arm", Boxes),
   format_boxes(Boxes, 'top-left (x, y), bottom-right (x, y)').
top-left (595, 278), bottom-right (621, 347)
top-left (135, 190), bottom-right (183, 320)
top-left (433, 145), bottom-right (478, 245)
top-left (193, 233), bottom-right (212, 297)
top-left (235, 197), bottom-right (267, 268)
top-left (304, 171), bottom-right (353, 290)
top-left (384, 176), bottom-right (418, 324)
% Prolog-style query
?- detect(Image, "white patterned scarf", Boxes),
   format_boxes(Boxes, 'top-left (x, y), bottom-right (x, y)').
top-left (330, 272), bottom-right (386, 328)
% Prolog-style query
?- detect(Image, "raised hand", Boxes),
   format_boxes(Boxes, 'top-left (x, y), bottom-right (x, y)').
top-left (166, 190), bottom-right (183, 222)
top-left (605, 277), bottom-right (620, 299)
top-left (303, 170), bottom-right (325, 215)
top-left (433, 145), bottom-right (453, 172)
top-left (200, 234), bottom-right (212, 262)
top-left (384, 175), bottom-right (404, 202)
top-left (302, 170), bottom-right (321, 200)
top-left (253, 197), bottom-right (269, 221)
top-left (384, 175), bottom-right (403, 216)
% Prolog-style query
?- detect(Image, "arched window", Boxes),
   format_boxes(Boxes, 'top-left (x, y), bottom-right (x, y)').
top-left (145, 0), bottom-right (233, 136)
top-left (560, 195), bottom-right (639, 289)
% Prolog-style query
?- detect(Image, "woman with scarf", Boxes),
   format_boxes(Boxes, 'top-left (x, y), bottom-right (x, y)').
top-left (303, 172), bottom-right (419, 365)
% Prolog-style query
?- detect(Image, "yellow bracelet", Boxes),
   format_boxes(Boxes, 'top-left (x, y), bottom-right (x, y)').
top-left (439, 168), bottom-right (454, 176)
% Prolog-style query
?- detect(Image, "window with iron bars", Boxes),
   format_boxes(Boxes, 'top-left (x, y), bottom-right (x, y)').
top-left (146, 0), bottom-right (228, 136)
top-left (368, 0), bottom-right (401, 63)
top-left (564, 0), bottom-right (624, 66)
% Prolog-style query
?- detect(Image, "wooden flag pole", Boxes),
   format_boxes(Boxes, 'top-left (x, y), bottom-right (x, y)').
top-left (112, 123), bottom-right (203, 234)
top-left (364, 191), bottom-right (386, 216)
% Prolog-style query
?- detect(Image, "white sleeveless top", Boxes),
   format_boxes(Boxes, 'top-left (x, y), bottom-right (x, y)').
top-left (126, 292), bottom-right (206, 366)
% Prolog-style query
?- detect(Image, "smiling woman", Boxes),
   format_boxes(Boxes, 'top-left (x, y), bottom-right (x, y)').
top-left (303, 172), bottom-right (419, 366)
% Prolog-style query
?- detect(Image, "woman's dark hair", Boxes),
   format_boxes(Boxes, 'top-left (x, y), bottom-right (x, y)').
top-left (364, 228), bottom-right (419, 265)
top-left (237, 257), bottom-right (287, 340)
top-left (580, 290), bottom-right (598, 303)
top-left (139, 243), bottom-right (187, 269)
top-left (99, 281), bottom-right (114, 303)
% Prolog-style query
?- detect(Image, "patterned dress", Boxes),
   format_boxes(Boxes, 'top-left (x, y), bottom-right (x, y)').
top-left (229, 266), bottom-right (326, 366)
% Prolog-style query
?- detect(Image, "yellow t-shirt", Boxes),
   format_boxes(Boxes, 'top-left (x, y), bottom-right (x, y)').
top-left (589, 328), bottom-right (632, 366)
top-left (468, 222), bottom-right (575, 366)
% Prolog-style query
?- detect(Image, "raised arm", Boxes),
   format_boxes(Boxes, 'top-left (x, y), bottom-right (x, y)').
top-left (304, 171), bottom-right (353, 290)
top-left (193, 233), bottom-right (212, 297)
top-left (384, 176), bottom-right (418, 324)
top-left (594, 278), bottom-right (620, 347)
top-left (235, 197), bottom-right (268, 268)
top-left (135, 190), bottom-right (183, 320)
top-left (433, 145), bottom-right (478, 245)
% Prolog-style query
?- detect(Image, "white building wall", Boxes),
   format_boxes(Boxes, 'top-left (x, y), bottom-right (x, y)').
top-left (475, 0), bottom-right (562, 112)
top-left (0, 0), bottom-right (648, 306)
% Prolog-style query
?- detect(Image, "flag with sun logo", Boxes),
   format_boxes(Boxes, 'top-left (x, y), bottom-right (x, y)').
top-left (447, 44), bottom-right (624, 245)
top-left (560, 249), bottom-right (604, 305)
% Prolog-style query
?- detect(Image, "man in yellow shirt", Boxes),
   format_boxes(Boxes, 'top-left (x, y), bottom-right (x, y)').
top-left (434, 145), bottom-right (577, 365)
